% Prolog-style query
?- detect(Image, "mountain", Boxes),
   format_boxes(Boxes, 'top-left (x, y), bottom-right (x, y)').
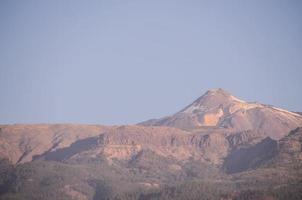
top-left (0, 89), bottom-right (302, 200)
top-left (140, 88), bottom-right (302, 139)
top-left (0, 124), bottom-right (113, 164)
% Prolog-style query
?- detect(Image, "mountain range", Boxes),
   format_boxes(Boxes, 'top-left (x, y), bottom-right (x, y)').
top-left (0, 89), bottom-right (301, 200)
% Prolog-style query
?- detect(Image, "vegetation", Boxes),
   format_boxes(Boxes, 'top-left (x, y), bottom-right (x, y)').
top-left (0, 158), bottom-right (301, 200)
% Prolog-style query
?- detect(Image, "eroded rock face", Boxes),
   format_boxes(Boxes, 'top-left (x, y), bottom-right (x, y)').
top-left (32, 125), bottom-right (231, 165)
top-left (1, 123), bottom-right (288, 169)
top-left (203, 108), bottom-right (224, 126)
top-left (0, 124), bottom-right (113, 164)
top-left (140, 89), bottom-right (302, 140)
top-left (269, 127), bottom-right (302, 166)
top-left (0, 125), bottom-right (239, 166)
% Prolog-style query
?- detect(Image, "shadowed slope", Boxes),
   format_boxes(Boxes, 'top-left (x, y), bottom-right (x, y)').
top-left (34, 136), bottom-right (101, 162)
top-left (0, 124), bottom-right (113, 164)
top-left (223, 137), bottom-right (278, 173)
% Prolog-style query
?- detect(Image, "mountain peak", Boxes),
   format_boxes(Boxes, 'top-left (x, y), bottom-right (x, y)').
top-left (190, 88), bottom-right (244, 109)
top-left (205, 88), bottom-right (231, 96)
top-left (140, 89), bottom-right (302, 137)
top-left (200, 88), bottom-right (234, 102)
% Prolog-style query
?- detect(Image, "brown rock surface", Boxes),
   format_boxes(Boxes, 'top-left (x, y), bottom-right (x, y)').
top-left (140, 89), bottom-right (302, 140)
top-left (0, 124), bottom-right (112, 164)
top-left (31, 125), bottom-right (232, 165)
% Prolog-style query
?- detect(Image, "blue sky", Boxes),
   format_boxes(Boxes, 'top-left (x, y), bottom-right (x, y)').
top-left (0, 0), bottom-right (301, 124)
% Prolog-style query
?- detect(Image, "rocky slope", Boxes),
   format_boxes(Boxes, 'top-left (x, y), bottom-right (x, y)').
top-left (140, 89), bottom-right (302, 140)
top-left (0, 124), bottom-right (274, 168)
top-left (0, 124), bottom-right (113, 164)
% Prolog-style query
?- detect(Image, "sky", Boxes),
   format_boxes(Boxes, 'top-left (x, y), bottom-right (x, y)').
top-left (0, 0), bottom-right (302, 125)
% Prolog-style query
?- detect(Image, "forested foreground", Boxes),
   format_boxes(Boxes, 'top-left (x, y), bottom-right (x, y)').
top-left (1, 159), bottom-right (302, 200)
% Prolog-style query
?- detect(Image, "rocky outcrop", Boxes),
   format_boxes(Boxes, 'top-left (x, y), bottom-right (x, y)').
top-left (31, 125), bottom-right (231, 165)
top-left (1, 124), bottom-right (287, 169)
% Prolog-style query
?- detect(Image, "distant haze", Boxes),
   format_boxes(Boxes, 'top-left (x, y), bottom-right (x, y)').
top-left (0, 0), bottom-right (301, 125)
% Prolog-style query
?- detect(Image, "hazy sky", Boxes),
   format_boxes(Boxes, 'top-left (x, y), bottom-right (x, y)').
top-left (0, 0), bottom-right (301, 125)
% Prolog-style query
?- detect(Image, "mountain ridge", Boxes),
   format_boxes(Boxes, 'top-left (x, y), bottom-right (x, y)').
top-left (0, 89), bottom-right (302, 200)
